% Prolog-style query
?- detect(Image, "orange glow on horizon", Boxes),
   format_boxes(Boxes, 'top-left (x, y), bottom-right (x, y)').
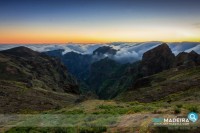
top-left (0, 25), bottom-right (200, 44)
top-left (1, 0), bottom-right (200, 45)
top-left (0, 38), bottom-right (200, 44)
top-left (0, 33), bottom-right (200, 44)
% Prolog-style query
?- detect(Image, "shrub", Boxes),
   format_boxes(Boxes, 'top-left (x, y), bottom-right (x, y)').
top-left (174, 107), bottom-right (181, 114)
top-left (98, 105), bottom-right (115, 110)
top-left (129, 101), bottom-right (140, 106)
top-left (80, 127), bottom-right (107, 133)
top-left (176, 104), bottom-right (183, 108)
top-left (131, 105), bottom-right (144, 113)
top-left (65, 109), bottom-right (84, 114)
top-left (188, 106), bottom-right (198, 113)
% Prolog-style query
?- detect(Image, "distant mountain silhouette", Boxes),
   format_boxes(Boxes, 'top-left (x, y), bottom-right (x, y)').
top-left (1, 46), bottom-right (40, 57)
top-left (44, 49), bottom-right (64, 58)
top-left (93, 46), bottom-right (117, 55)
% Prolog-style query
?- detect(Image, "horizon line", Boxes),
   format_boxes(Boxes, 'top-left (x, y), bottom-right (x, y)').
top-left (0, 41), bottom-right (200, 45)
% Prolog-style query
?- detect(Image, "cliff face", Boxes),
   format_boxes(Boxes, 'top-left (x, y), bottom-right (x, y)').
top-left (129, 43), bottom-right (200, 95)
top-left (175, 50), bottom-right (200, 68)
top-left (140, 43), bottom-right (175, 76)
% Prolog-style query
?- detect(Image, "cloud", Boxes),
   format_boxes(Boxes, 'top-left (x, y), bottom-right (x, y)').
top-left (0, 44), bottom-right (103, 55)
top-left (0, 45), bottom-right (24, 51)
top-left (0, 42), bottom-right (199, 63)
top-left (168, 42), bottom-right (200, 55)
top-left (62, 44), bottom-right (102, 55)
top-left (113, 50), bottom-right (139, 63)
top-left (185, 44), bottom-right (200, 53)
top-left (108, 42), bottom-right (161, 63)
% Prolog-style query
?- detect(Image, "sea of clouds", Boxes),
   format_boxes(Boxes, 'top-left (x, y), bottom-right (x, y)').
top-left (0, 42), bottom-right (199, 63)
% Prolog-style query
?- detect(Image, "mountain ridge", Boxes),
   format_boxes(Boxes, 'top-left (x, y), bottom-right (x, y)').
top-left (44, 43), bottom-right (200, 99)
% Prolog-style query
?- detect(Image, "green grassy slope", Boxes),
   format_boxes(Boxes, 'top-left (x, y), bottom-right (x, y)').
top-left (3, 66), bottom-right (200, 132)
top-left (0, 47), bottom-right (80, 114)
top-left (0, 80), bottom-right (79, 113)
top-left (116, 66), bottom-right (200, 103)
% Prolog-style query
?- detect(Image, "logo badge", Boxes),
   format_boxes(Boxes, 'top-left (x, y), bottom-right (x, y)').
top-left (188, 112), bottom-right (198, 123)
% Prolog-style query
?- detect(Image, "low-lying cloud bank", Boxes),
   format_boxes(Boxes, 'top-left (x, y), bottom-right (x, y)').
top-left (0, 42), bottom-right (199, 63)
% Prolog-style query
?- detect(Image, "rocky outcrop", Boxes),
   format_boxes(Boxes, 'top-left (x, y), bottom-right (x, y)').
top-left (132, 43), bottom-right (200, 91)
top-left (140, 43), bottom-right (175, 76)
top-left (175, 50), bottom-right (200, 68)
top-left (118, 66), bottom-right (200, 102)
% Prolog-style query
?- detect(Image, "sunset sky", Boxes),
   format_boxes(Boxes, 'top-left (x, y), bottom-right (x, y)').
top-left (0, 0), bottom-right (200, 44)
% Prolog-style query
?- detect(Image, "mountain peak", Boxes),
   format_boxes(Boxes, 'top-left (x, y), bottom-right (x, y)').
top-left (175, 50), bottom-right (200, 67)
top-left (142, 43), bottom-right (173, 60)
top-left (93, 46), bottom-right (117, 55)
top-left (151, 43), bottom-right (170, 52)
top-left (141, 43), bottom-right (175, 76)
top-left (160, 43), bottom-right (168, 47)
top-left (189, 50), bottom-right (198, 55)
top-left (0, 46), bottom-right (40, 57)
top-left (49, 49), bottom-right (65, 53)
top-left (44, 49), bottom-right (64, 57)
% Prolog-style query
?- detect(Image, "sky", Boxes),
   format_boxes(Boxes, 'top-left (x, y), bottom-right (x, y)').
top-left (0, 0), bottom-right (200, 44)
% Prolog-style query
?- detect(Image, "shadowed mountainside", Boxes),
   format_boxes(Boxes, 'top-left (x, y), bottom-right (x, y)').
top-left (45, 50), bottom-right (93, 80)
top-left (175, 50), bottom-right (200, 68)
top-left (0, 46), bottom-right (80, 94)
top-left (140, 43), bottom-right (175, 76)
top-left (0, 80), bottom-right (78, 113)
top-left (117, 66), bottom-right (200, 102)
top-left (86, 43), bottom-right (199, 99)
top-left (44, 43), bottom-right (200, 99)
top-left (93, 46), bottom-right (118, 55)
top-left (0, 46), bottom-right (80, 113)
top-left (116, 44), bottom-right (200, 102)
